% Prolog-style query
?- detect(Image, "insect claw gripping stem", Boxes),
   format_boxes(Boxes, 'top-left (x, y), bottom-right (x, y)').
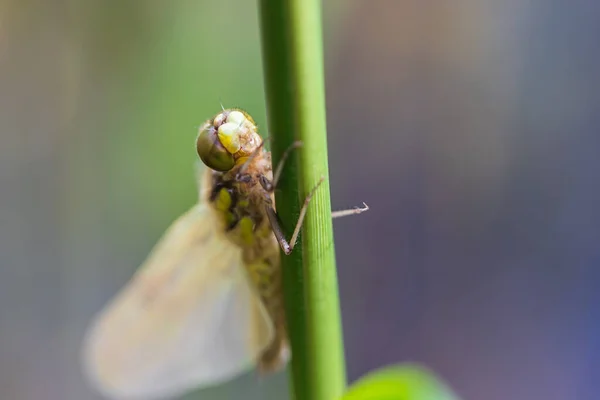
top-left (265, 141), bottom-right (367, 256)
top-left (265, 176), bottom-right (325, 256)
top-left (286, 176), bottom-right (325, 254)
top-left (331, 202), bottom-right (370, 219)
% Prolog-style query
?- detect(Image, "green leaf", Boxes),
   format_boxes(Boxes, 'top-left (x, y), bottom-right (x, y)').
top-left (341, 364), bottom-right (461, 400)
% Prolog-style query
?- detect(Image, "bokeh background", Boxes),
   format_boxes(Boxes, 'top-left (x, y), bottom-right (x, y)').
top-left (1, 1), bottom-right (599, 399)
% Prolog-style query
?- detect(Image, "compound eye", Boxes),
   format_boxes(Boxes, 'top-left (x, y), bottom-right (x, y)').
top-left (196, 125), bottom-right (235, 171)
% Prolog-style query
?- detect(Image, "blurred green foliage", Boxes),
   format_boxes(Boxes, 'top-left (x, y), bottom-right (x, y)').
top-left (341, 364), bottom-right (460, 400)
top-left (65, 0), bottom-right (271, 277)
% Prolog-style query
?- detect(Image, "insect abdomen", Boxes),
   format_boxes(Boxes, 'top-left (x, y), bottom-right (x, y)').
top-left (245, 256), bottom-right (289, 372)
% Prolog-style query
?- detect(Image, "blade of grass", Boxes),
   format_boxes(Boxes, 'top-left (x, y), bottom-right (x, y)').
top-left (258, 1), bottom-right (346, 400)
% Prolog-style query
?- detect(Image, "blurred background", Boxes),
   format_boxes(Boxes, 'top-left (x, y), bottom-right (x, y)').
top-left (1, 0), bottom-right (599, 399)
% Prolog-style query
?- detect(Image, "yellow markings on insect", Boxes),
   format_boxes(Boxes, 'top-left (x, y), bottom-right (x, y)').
top-left (235, 155), bottom-right (250, 167)
top-left (239, 216), bottom-right (255, 246)
top-left (237, 199), bottom-right (250, 209)
top-left (217, 110), bottom-right (247, 154)
top-left (218, 122), bottom-right (242, 154)
top-left (247, 261), bottom-right (275, 296)
top-left (215, 188), bottom-right (232, 211)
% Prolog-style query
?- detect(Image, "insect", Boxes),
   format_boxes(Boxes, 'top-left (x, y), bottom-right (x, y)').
top-left (81, 108), bottom-right (368, 400)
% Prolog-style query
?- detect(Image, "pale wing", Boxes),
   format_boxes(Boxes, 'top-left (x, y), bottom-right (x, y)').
top-left (82, 204), bottom-right (274, 400)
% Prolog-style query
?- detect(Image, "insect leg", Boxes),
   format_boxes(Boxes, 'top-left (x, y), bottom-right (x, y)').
top-left (265, 177), bottom-right (325, 255)
top-left (265, 206), bottom-right (292, 254)
top-left (262, 169), bottom-right (369, 219)
top-left (331, 202), bottom-right (369, 218)
top-left (272, 141), bottom-right (303, 189)
top-left (258, 141), bottom-right (303, 192)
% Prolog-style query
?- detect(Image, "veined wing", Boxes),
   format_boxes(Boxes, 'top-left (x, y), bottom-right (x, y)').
top-left (82, 204), bottom-right (274, 400)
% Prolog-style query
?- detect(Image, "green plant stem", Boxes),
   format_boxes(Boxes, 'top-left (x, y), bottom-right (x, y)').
top-left (258, 1), bottom-right (346, 400)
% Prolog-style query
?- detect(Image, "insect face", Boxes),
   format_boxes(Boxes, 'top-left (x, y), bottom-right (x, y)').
top-left (196, 110), bottom-right (261, 171)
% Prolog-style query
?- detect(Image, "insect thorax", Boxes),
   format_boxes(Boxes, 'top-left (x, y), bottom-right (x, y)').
top-left (206, 152), bottom-right (277, 264)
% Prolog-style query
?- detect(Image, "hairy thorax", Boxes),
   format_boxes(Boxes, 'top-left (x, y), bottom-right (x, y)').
top-left (204, 151), bottom-right (277, 261)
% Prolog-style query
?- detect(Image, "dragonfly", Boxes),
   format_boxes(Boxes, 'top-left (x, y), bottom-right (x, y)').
top-left (81, 108), bottom-right (368, 400)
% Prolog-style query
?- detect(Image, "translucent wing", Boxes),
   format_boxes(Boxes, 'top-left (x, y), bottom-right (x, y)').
top-left (82, 204), bottom-right (274, 400)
